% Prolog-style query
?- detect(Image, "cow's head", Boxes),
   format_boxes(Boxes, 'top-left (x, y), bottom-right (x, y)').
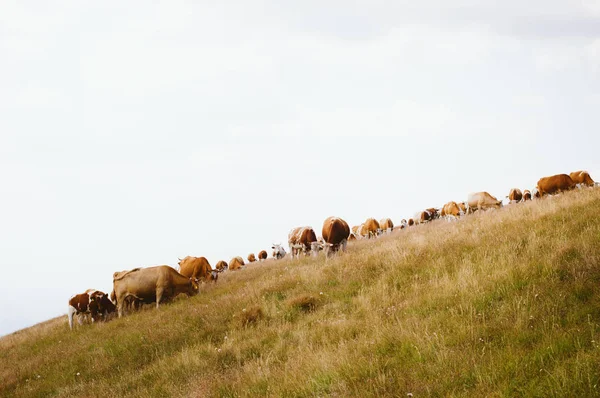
top-left (310, 241), bottom-right (323, 257)
top-left (271, 244), bottom-right (286, 259)
top-left (189, 278), bottom-right (200, 296)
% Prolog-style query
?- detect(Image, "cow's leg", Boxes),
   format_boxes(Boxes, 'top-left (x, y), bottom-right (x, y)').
top-left (117, 297), bottom-right (124, 318)
top-left (67, 305), bottom-right (76, 330)
top-left (156, 288), bottom-right (164, 309)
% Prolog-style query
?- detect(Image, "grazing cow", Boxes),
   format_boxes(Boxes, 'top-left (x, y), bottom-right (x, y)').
top-left (288, 226), bottom-right (319, 258)
top-left (458, 202), bottom-right (468, 214)
top-left (112, 266), bottom-right (199, 317)
top-left (229, 256), bottom-right (245, 270)
top-left (272, 244), bottom-right (286, 259)
top-left (257, 250), bottom-right (267, 261)
top-left (348, 232), bottom-right (357, 241)
top-left (178, 256), bottom-right (217, 283)
top-left (467, 192), bottom-right (503, 212)
top-left (247, 253), bottom-right (256, 263)
top-left (569, 171), bottom-right (595, 187)
top-left (215, 260), bottom-right (228, 272)
top-left (415, 208), bottom-right (439, 224)
top-left (68, 289), bottom-right (116, 330)
top-left (399, 219), bottom-right (408, 229)
top-left (536, 174), bottom-right (577, 197)
top-left (521, 190), bottom-right (532, 202)
top-left (408, 218), bottom-right (414, 226)
top-left (507, 188), bottom-right (523, 203)
top-left (379, 218), bottom-right (394, 234)
top-left (358, 218), bottom-right (380, 238)
top-left (441, 201), bottom-right (463, 219)
top-left (321, 216), bottom-right (350, 257)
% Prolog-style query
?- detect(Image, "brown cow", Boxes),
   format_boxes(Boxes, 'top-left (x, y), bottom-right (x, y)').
top-left (535, 174), bottom-right (576, 197)
top-left (348, 232), bottom-right (357, 241)
top-left (359, 218), bottom-right (380, 238)
top-left (321, 216), bottom-right (350, 257)
top-left (112, 266), bottom-right (199, 318)
top-left (247, 253), bottom-right (256, 263)
top-left (229, 256), bottom-right (245, 270)
top-left (521, 190), bottom-right (532, 202)
top-left (467, 192), bottom-right (502, 212)
top-left (507, 188), bottom-right (523, 203)
top-left (569, 171), bottom-right (595, 187)
top-left (441, 201), bottom-right (463, 219)
top-left (178, 256), bottom-right (217, 283)
top-left (215, 260), bottom-right (228, 272)
top-left (379, 218), bottom-right (394, 234)
top-left (257, 250), bottom-right (267, 261)
top-left (408, 218), bottom-right (414, 226)
top-left (68, 289), bottom-right (116, 330)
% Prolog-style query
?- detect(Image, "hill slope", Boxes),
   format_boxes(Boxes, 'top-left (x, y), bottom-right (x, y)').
top-left (2, 188), bottom-right (600, 397)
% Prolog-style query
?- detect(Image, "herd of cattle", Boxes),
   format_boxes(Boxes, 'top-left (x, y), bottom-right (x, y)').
top-left (67, 170), bottom-right (597, 329)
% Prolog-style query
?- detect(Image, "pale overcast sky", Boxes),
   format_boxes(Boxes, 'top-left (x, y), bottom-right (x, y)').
top-left (1, 1), bottom-right (599, 336)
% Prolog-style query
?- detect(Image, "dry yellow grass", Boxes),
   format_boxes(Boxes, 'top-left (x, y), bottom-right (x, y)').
top-left (2, 188), bottom-right (600, 397)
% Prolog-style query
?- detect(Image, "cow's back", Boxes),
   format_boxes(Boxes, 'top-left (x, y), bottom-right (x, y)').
top-left (322, 216), bottom-right (350, 245)
top-left (537, 174), bottom-right (576, 195)
top-left (570, 171), bottom-right (594, 186)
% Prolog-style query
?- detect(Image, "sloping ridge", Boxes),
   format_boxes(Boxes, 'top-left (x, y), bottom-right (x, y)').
top-left (2, 188), bottom-right (600, 397)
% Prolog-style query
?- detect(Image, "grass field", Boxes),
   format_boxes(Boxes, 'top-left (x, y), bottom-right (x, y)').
top-left (2, 188), bottom-right (600, 397)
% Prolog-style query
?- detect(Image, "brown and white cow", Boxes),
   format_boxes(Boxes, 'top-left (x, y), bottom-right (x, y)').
top-left (415, 208), bottom-right (439, 224)
top-left (247, 253), bottom-right (256, 263)
top-left (288, 226), bottom-right (319, 258)
top-left (229, 256), bottom-right (245, 270)
top-left (399, 219), bottom-right (408, 229)
top-left (178, 256), bottom-right (218, 283)
top-left (272, 244), bottom-right (287, 259)
top-left (535, 174), bottom-right (577, 197)
top-left (68, 289), bottom-right (116, 329)
top-left (379, 218), bottom-right (394, 234)
top-left (507, 188), bottom-right (523, 203)
top-left (321, 216), bottom-right (350, 257)
top-left (521, 190), bottom-right (532, 202)
top-left (112, 266), bottom-right (199, 318)
top-left (467, 192), bottom-right (503, 212)
top-left (215, 260), bottom-right (228, 272)
top-left (348, 232), bottom-right (357, 241)
top-left (569, 171), bottom-right (595, 187)
top-left (441, 201), bottom-right (463, 219)
top-left (257, 250), bottom-right (268, 261)
top-left (458, 202), bottom-right (468, 214)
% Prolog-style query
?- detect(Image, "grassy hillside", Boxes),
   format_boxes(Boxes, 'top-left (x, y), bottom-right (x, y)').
top-left (2, 188), bottom-right (600, 397)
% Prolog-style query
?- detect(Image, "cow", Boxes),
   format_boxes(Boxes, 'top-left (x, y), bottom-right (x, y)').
top-left (112, 266), bottom-right (199, 318)
top-left (178, 256), bottom-right (217, 283)
top-left (379, 218), bottom-right (394, 234)
top-left (399, 219), bottom-right (408, 229)
top-left (321, 216), bottom-right (350, 257)
top-left (466, 192), bottom-right (503, 212)
top-left (257, 250), bottom-right (267, 261)
top-left (229, 256), bottom-right (245, 270)
top-left (215, 260), bottom-right (228, 272)
top-left (521, 190), bottom-right (532, 202)
top-left (348, 232), bottom-right (357, 241)
top-left (288, 226), bottom-right (319, 258)
top-left (247, 253), bottom-right (256, 263)
top-left (68, 289), bottom-right (116, 329)
top-left (68, 289), bottom-right (115, 329)
top-left (569, 171), bottom-right (595, 187)
top-left (441, 201), bottom-right (463, 220)
top-left (458, 202), bottom-right (468, 214)
top-left (507, 188), bottom-right (523, 203)
top-left (535, 174), bottom-right (577, 197)
top-left (415, 208), bottom-right (439, 224)
top-left (272, 244), bottom-right (286, 259)
top-left (357, 218), bottom-right (380, 238)
top-left (408, 218), bottom-right (414, 226)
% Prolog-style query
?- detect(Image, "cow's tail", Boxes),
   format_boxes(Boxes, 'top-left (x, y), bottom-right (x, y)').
top-left (67, 305), bottom-right (76, 330)
top-left (110, 290), bottom-right (116, 304)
